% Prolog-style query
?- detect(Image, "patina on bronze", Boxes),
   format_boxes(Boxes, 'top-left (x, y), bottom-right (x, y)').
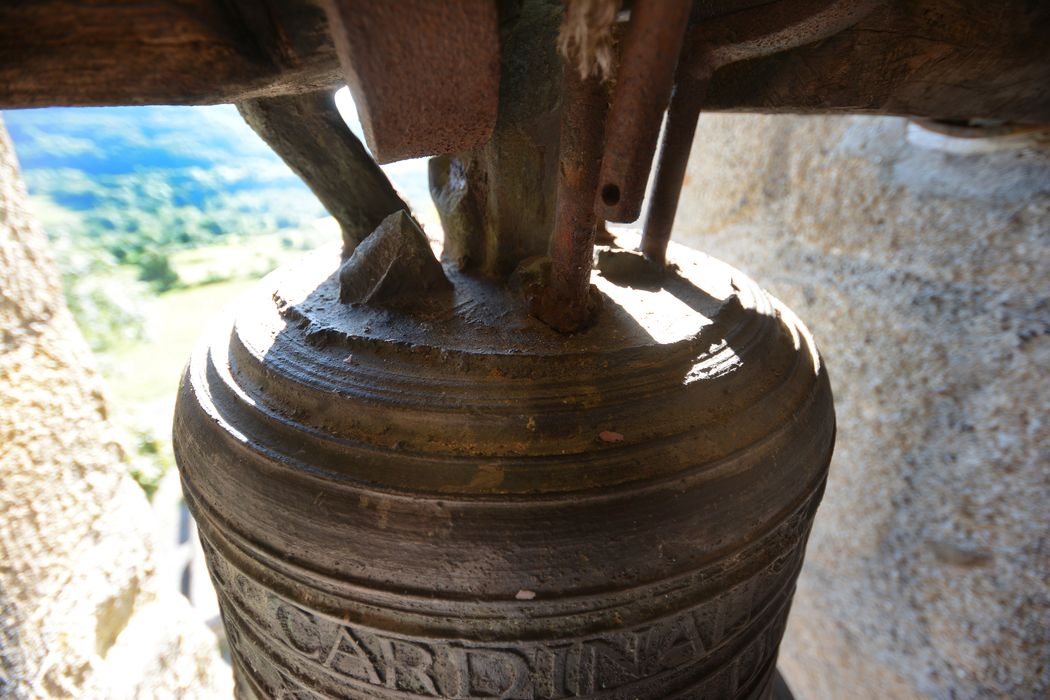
top-left (175, 229), bottom-right (834, 699)
top-left (168, 3), bottom-right (835, 698)
top-left (1, 0), bottom-right (1047, 696)
top-left (173, 3), bottom-right (831, 698)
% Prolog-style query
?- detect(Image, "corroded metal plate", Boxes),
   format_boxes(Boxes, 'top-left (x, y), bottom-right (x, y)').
top-left (321, 0), bottom-right (499, 163)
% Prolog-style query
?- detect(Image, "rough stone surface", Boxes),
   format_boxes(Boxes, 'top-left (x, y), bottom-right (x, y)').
top-left (675, 113), bottom-right (1049, 699)
top-left (0, 117), bottom-right (232, 698)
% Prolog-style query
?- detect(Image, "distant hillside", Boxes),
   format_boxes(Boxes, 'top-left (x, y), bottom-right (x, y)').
top-left (0, 99), bottom-right (435, 496)
top-left (2, 97), bottom-right (434, 353)
top-left (3, 105), bottom-right (325, 253)
top-left (6, 104), bottom-right (286, 172)
top-left (3, 98), bottom-right (434, 253)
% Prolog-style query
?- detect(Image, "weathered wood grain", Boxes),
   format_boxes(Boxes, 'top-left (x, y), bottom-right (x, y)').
top-left (0, 0), bottom-right (340, 107)
top-left (0, 1), bottom-right (1046, 122)
top-left (705, 0), bottom-right (1050, 122)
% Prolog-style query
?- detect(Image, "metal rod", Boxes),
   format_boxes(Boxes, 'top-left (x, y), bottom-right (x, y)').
top-left (639, 0), bottom-right (881, 264)
top-left (538, 63), bottom-right (609, 332)
top-left (595, 0), bottom-right (692, 224)
top-left (640, 72), bottom-right (709, 265)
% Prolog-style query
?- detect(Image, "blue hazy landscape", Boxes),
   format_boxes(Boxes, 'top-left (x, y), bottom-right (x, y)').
top-left (3, 95), bottom-right (434, 496)
top-left (0, 98), bottom-right (401, 494)
top-left (4, 104), bottom-right (325, 265)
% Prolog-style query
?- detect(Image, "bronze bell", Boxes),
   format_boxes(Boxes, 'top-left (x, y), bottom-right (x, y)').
top-left (173, 232), bottom-right (833, 699)
top-left (174, 5), bottom-right (834, 697)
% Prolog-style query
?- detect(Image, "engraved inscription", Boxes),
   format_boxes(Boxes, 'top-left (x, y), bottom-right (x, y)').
top-left (257, 568), bottom-right (790, 699)
top-left (233, 598), bottom-right (792, 700)
top-left (199, 509), bottom-right (812, 699)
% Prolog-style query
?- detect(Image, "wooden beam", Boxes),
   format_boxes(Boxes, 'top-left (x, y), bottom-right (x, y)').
top-left (0, 0), bottom-right (1046, 124)
top-left (0, 0), bottom-right (340, 107)
top-left (704, 0), bottom-right (1050, 123)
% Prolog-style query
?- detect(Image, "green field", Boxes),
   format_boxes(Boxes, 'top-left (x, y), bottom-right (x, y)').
top-left (4, 99), bottom-right (430, 496)
top-left (99, 276), bottom-right (259, 410)
top-left (87, 229), bottom-right (342, 497)
top-left (91, 272), bottom-right (261, 496)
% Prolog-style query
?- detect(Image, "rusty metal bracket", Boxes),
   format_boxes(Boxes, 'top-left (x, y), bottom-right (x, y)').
top-left (541, 0), bottom-right (884, 328)
top-left (321, 0), bottom-right (500, 163)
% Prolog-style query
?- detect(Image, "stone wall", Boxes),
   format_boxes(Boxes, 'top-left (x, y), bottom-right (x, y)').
top-left (674, 114), bottom-right (1049, 698)
top-left (0, 116), bottom-right (232, 698)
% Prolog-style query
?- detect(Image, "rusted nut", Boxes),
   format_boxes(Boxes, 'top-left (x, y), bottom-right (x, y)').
top-left (595, 0), bottom-right (693, 223)
top-left (321, 0), bottom-right (500, 163)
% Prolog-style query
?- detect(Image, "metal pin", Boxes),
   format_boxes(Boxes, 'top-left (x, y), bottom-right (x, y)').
top-left (640, 70), bottom-right (709, 265)
top-left (595, 0), bottom-right (692, 224)
top-left (537, 63), bottom-right (609, 332)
